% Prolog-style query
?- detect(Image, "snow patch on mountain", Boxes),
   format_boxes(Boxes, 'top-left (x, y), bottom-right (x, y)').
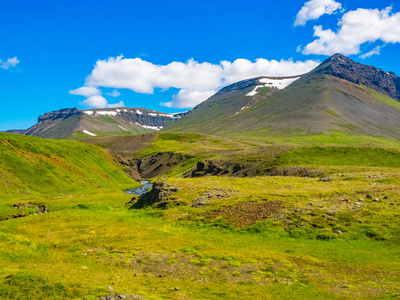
top-left (83, 130), bottom-right (96, 136)
top-left (246, 77), bottom-right (300, 96)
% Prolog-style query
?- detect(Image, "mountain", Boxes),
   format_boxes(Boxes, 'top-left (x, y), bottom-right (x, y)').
top-left (8, 107), bottom-right (186, 139)
top-left (166, 54), bottom-right (400, 139)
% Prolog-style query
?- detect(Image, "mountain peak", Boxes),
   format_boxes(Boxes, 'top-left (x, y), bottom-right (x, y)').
top-left (310, 54), bottom-right (400, 100)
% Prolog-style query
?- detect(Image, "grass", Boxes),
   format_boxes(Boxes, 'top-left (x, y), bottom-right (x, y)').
top-left (2, 132), bottom-right (400, 299)
top-left (1, 172), bottom-right (400, 299)
top-left (0, 132), bottom-right (139, 197)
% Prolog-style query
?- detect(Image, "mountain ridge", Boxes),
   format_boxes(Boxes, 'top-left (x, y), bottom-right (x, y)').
top-left (6, 107), bottom-right (187, 139)
top-left (165, 54), bottom-right (400, 139)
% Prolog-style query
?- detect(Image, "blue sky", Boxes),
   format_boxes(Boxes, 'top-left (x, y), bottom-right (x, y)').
top-left (1, 0), bottom-right (400, 130)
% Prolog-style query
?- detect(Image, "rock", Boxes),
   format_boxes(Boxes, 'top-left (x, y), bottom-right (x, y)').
top-left (390, 202), bottom-right (395, 205)
top-left (318, 177), bottom-right (332, 182)
top-left (175, 287), bottom-right (179, 291)
top-left (157, 274), bottom-right (163, 277)
top-left (333, 229), bottom-right (342, 235)
top-left (36, 205), bottom-right (48, 214)
top-left (358, 198), bottom-right (364, 202)
top-left (107, 286), bottom-right (114, 292)
top-left (118, 295), bottom-right (126, 299)
top-left (354, 202), bottom-right (362, 206)
top-left (366, 195), bottom-right (373, 199)
top-left (133, 180), bottom-right (179, 208)
top-left (383, 196), bottom-right (389, 199)
top-left (373, 198), bottom-right (379, 202)
top-left (342, 199), bottom-right (351, 203)
top-left (295, 208), bottom-right (301, 213)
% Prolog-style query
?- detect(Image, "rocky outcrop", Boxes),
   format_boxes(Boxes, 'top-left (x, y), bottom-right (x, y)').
top-left (132, 180), bottom-right (180, 209)
top-left (136, 152), bottom-right (193, 179)
top-left (312, 53), bottom-right (400, 100)
top-left (187, 161), bottom-right (250, 177)
top-left (37, 108), bottom-right (82, 123)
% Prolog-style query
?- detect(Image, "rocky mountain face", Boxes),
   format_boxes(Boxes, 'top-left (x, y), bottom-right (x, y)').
top-left (311, 53), bottom-right (400, 100)
top-left (166, 54), bottom-right (400, 139)
top-left (11, 107), bottom-right (186, 139)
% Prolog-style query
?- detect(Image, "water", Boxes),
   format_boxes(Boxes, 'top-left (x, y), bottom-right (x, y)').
top-left (125, 180), bottom-right (153, 196)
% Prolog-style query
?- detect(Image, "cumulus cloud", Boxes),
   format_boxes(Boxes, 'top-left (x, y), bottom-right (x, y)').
top-left (106, 89), bottom-right (121, 97)
top-left (69, 86), bottom-right (101, 97)
top-left (69, 85), bottom-right (124, 108)
top-left (0, 57), bottom-right (20, 70)
top-left (83, 95), bottom-right (108, 107)
top-left (294, 0), bottom-right (342, 26)
top-left (301, 7), bottom-right (400, 55)
top-left (81, 95), bottom-right (125, 108)
top-left (71, 56), bottom-right (318, 109)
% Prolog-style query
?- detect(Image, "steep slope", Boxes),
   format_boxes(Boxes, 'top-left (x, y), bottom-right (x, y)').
top-left (0, 132), bottom-right (137, 196)
top-left (166, 54), bottom-right (400, 139)
top-left (15, 107), bottom-right (186, 139)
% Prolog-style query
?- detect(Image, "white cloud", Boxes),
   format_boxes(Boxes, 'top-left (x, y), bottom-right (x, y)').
top-left (71, 56), bottom-right (318, 109)
top-left (106, 101), bottom-right (125, 108)
top-left (161, 89), bottom-right (217, 108)
top-left (302, 7), bottom-right (400, 55)
top-left (82, 95), bottom-right (125, 108)
top-left (294, 0), bottom-right (342, 26)
top-left (70, 86), bottom-right (123, 108)
top-left (359, 45), bottom-right (384, 59)
top-left (106, 89), bottom-right (121, 97)
top-left (69, 86), bottom-right (101, 97)
top-left (0, 57), bottom-right (20, 70)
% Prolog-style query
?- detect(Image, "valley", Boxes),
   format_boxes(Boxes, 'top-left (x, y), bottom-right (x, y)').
top-left (1, 54), bottom-right (400, 299)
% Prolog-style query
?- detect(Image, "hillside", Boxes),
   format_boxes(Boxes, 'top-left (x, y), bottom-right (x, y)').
top-left (0, 132), bottom-right (137, 197)
top-left (8, 107), bottom-right (186, 139)
top-left (166, 54), bottom-right (400, 140)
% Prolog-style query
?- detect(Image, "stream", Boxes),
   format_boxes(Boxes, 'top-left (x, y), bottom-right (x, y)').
top-left (125, 180), bottom-right (153, 196)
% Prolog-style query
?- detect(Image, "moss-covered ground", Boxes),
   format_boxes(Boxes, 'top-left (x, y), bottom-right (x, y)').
top-left (1, 132), bottom-right (400, 299)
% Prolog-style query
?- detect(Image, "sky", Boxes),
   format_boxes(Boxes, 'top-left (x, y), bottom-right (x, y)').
top-left (1, 0), bottom-right (400, 131)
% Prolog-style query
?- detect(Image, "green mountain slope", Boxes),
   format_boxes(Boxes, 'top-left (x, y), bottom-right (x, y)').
top-left (0, 132), bottom-right (137, 197)
top-left (165, 54), bottom-right (400, 140)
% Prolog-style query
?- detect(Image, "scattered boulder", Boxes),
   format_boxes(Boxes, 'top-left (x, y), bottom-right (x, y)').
top-left (36, 205), bottom-right (48, 214)
top-left (390, 202), bottom-right (396, 206)
top-left (318, 177), bottom-right (332, 182)
top-left (366, 195), bottom-right (373, 199)
top-left (333, 229), bottom-right (342, 235)
top-left (354, 202), bottom-right (362, 206)
top-left (373, 198), bottom-right (379, 202)
top-left (383, 196), bottom-right (389, 200)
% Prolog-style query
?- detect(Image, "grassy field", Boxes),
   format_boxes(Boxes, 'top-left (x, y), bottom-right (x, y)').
top-left (1, 132), bottom-right (400, 299)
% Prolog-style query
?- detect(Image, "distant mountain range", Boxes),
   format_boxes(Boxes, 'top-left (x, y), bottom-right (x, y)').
top-left (166, 54), bottom-right (400, 139)
top-left (6, 107), bottom-right (186, 139)
top-left (7, 54), bottom-right (400, 140)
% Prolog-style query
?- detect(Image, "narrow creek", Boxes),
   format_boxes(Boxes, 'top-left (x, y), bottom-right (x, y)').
top-left (125, 180), bottom-right (153, 196)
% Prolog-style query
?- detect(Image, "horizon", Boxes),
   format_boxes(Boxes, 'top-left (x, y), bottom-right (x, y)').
top-left (2, 0), bottom-right (400, 131)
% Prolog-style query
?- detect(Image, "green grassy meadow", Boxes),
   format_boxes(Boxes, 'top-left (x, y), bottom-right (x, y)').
top-left (1, 132), bottom-right (400, 299)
